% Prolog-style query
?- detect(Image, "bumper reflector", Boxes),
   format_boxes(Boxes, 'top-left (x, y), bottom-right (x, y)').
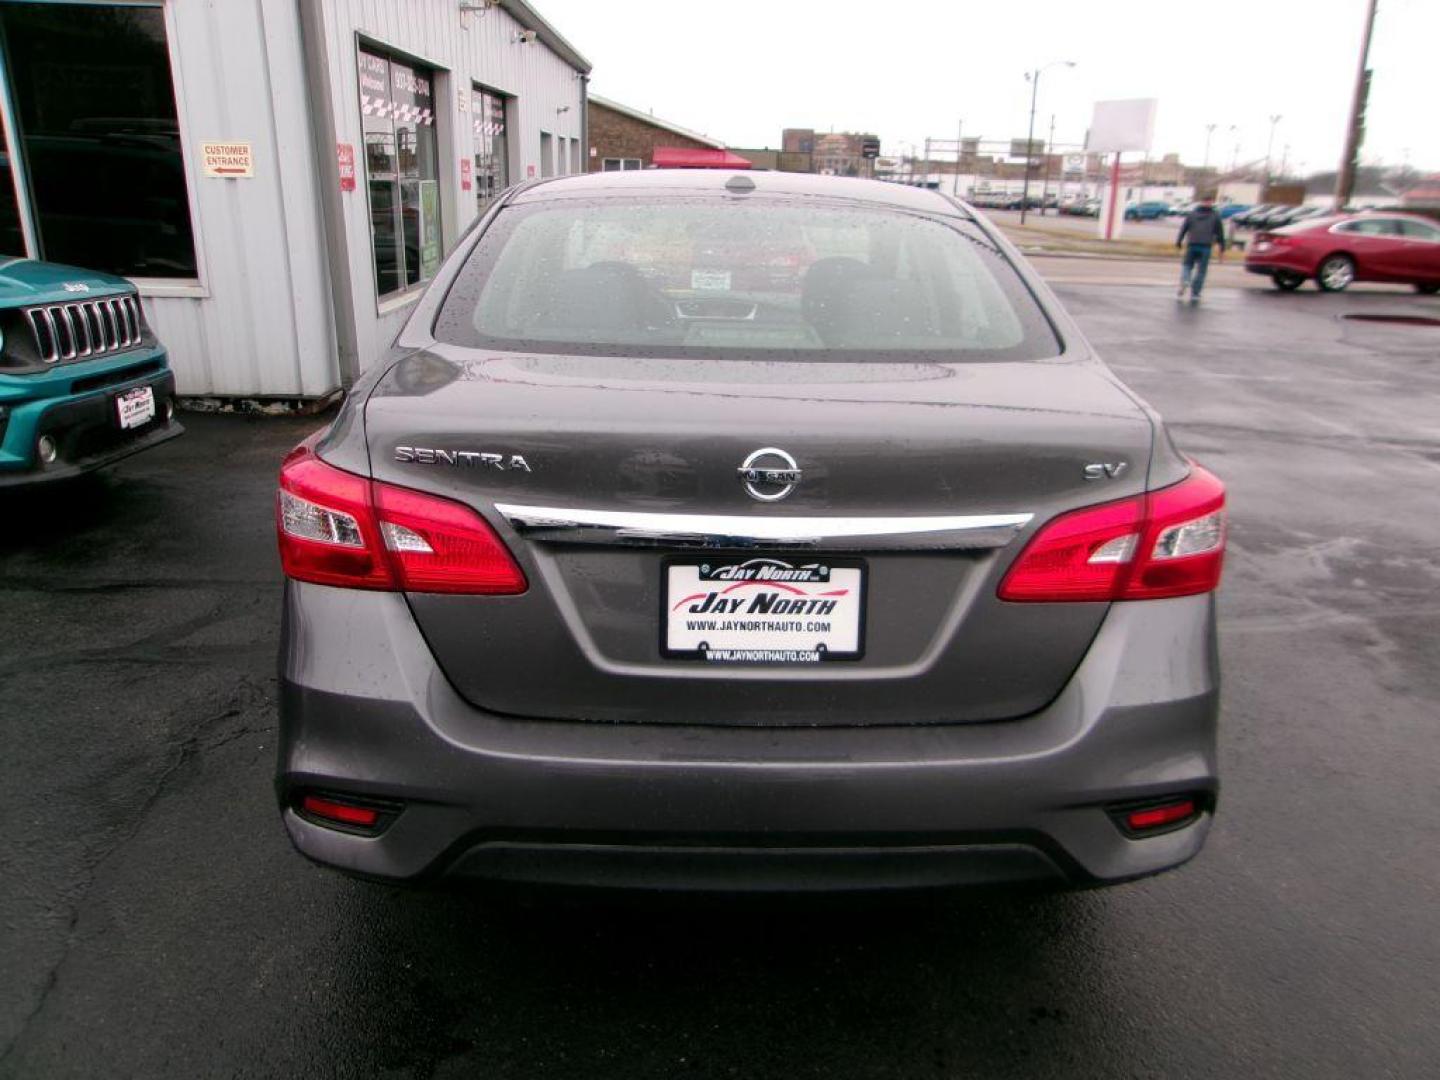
top-left (300, 793), bottom-right (381, 829)
top-left (1124, 799), bottom-right (1198, 835)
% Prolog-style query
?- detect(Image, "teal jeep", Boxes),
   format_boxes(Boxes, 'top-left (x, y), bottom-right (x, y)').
top-left (0, 257), bottom-right (180, 486)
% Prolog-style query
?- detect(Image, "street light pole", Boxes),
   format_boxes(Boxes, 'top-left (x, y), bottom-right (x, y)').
top-left (1203, 123), bottom-right (1216, 170)
top-left (1020, 60), bottom-right (1074, 225)
top-left (1020, 70), bottom-right (1040, 224)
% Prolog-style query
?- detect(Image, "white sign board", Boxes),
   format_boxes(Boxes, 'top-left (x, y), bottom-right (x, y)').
top-left (1086, 99), bottom-right (1157, 154)
top-left (200, 141), bottom-right (254, 178)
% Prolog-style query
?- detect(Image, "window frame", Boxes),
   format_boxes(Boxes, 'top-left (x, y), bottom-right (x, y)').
top-left (469, 81), bottom-right (510, 215)
top-left (0, 0), bottom-right (209, 297)
top-left (601, 158), bottom-right (642, 172)
top-left (355, 35), bottom-right (446, 307)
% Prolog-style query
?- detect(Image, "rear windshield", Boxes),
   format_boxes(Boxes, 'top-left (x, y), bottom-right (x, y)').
top-left (433, 197), bottom-right (1061, 362)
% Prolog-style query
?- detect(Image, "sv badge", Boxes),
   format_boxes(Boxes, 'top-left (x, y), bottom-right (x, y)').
top-left (1083, 462), bottom-right (1128, 480)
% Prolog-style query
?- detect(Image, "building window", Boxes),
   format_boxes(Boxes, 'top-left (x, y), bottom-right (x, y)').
top-left (359, 46), bottom-right (440, 298)
top-left (602, 158), bottom-right (642, 171)
top-left (0, 3), bottom-right (197, 278)
top-left (471, 85), bottom-right (508, 212)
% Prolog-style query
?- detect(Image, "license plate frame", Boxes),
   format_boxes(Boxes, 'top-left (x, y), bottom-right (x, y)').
top-left (115, 385), bottom-right (156, 430)
top-left (661, 555), bottom-right (867, 663)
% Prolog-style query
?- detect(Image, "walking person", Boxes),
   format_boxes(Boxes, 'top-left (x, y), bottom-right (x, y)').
top-left (1175, 196), bottom-right (1228, 302)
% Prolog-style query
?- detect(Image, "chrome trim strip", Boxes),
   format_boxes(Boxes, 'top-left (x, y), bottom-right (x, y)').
top-left (494, 503), bottom-right (1033, 549)
top-left (102, 299), bottom-right (120, 348)
top-left (40, 307), bottom-right (59, 362)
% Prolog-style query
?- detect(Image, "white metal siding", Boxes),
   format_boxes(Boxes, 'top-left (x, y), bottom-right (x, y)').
top-left (145, 0), bottom-right (335, 398)
top-left (135, 0), bottom-right (584, 398)
top-left (317, 0), bottom-right (584, 379)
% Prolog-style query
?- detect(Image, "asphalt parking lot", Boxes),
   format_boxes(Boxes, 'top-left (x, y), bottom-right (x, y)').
top-left (2, 276), bottom-right (1439, 1079)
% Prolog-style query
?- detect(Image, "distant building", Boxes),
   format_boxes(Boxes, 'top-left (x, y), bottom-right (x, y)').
top-left (781, 128), bottom-right (815, 155)
top-left (773, 128), bottom-right (879, 177)
top-left (1401, 176), bottom-right (1440, 208)
top-left (586, 95), bottom-right (723, 172)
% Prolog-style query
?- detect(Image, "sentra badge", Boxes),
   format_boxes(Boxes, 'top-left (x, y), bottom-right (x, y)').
top-left (395, 446), bottom-right (532, 471)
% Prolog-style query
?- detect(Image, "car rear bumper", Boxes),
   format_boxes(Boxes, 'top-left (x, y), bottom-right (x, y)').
top-left (1244, 251), bottom-right (1313, 277)
top-left (276, 583), bottom-right (1220, 892)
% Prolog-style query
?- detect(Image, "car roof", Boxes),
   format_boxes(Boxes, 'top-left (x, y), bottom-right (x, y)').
top-left (507, 169), bottom-right (973, 217)
top-left (1354, 209), bottom-right (1435, 222)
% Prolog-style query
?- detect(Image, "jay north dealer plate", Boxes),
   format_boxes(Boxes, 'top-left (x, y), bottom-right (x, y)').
top-left (663, 556), bottom-right (866, 663)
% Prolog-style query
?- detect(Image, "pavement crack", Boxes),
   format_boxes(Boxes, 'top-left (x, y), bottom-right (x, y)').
top-left (0, 686), bottom-right (274, 1064)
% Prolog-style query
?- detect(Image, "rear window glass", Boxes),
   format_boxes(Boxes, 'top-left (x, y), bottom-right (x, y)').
top-left (433, 197), bottom-right (1060, 362)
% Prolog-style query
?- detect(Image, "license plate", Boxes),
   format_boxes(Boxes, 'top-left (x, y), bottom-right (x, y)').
top-left (663, 557), bottom-right (865, 663)
top-left (115, 385), bottom-right (155, 430)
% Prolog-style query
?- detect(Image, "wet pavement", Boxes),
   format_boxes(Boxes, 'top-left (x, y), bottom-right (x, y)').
top-left (2, 279), bottom-right (1438, 1079)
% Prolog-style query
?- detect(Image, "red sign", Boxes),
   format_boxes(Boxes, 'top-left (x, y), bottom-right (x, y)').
top-left (336, 142), bottom-right (356, 192)
top-left (460, 157), bottom-right (472, 191)
top-left (526, 163), bottom-right (536, 178)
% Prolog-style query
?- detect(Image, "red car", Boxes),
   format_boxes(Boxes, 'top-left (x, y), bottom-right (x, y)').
top-left (1245, 211), bottom-right (1440, 294)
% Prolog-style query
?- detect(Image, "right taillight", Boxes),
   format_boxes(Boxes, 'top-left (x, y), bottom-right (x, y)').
top-left (276, 438), bottom-right (527, 594)
top-left (998, 464), bottom-right (1225, 602)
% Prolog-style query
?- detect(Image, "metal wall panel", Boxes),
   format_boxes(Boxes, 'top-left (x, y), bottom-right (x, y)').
top-left (123, 0), bottom-right (583, 398)
top-left (144, 0), bottom-right (335, 398)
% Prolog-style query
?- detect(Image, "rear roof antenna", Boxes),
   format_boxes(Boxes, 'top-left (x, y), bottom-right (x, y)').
top-left (724, 174), bottom-right (756, 194)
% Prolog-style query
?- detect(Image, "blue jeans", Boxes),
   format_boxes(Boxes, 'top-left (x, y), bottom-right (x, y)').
top-left (1181, 243), bottom-right (1213, 296)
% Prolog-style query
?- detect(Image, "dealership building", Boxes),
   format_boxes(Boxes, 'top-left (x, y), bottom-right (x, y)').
top-left (0, 0), bottom-right (590, 400)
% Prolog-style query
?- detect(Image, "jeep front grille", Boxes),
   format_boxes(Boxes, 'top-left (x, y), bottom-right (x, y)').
top-left (24, 296), bottom-right (143, 364)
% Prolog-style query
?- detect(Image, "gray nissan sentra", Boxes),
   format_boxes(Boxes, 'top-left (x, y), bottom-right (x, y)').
top-left (275, 170), bottom-right (1225, 891)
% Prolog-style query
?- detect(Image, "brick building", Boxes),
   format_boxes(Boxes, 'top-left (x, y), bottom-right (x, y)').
top-left (587, 94), bottom-right (723, 171)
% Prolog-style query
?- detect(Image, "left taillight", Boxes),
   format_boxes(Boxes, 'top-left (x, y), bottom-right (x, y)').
top-left (998, 464), bottom-right (1226, 603)
top-left (276, 438), bottom-right (527, 594)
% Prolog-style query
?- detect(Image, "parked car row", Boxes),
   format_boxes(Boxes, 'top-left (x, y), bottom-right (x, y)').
top-left (1232, 204), bottom-right (1332, 231)
top-left (968, 192), bottom-right (1058, 211)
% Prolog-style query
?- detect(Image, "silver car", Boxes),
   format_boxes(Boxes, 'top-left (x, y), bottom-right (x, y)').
top-left (275, 171), bottom-right (1225, 891)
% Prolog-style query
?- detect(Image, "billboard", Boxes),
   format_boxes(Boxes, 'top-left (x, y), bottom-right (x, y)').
top-left (1009, 138), bottom-right (1045, 158)
top-left (1087, 99), bottom-right (1157, 154)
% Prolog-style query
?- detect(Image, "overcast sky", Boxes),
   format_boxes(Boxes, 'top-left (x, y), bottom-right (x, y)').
top-left (539, 0), bottom-right (1437, 175)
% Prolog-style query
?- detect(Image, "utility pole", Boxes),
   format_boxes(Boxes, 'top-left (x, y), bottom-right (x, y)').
top-left (1265, 114), bottom-right (1282, 185)
top-left (1228, 126), bottom-right (1240, 174)
top-left (952, 119), bottom-right (963, 196)
top-left (1040, 113), bottom-right (1056, 215)
top-left (923, 136), bottom-right (931, 188)
top-left (1334, 0), bottom-right (1379, 210)
top-left (1203, 123), bottom-right (1216, 170)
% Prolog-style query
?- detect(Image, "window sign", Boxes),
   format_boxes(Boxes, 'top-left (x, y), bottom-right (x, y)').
top-left (358, 47), bottom-right (440, 298)
top-left (337, 143), bottom-right (356, 192)
top-left (418, 180), bottom-right (440, 279)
